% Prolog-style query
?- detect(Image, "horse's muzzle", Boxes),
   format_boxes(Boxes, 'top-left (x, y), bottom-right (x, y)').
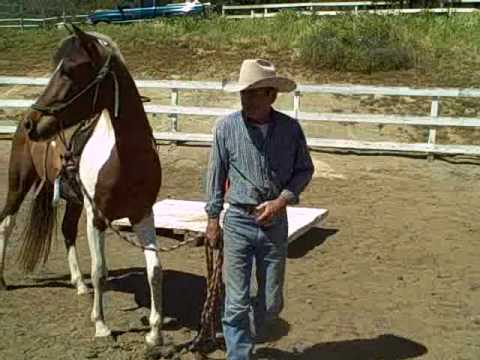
top-left (24, 111), bottom-right (57, 141)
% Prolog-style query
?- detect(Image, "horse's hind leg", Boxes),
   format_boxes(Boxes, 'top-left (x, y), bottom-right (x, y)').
top-left (0, 128), bottom-right (38, 290)
top-left (62, 201), bottom-right (88, 295)
top-left (132, 211), bottom-right (163, 346)
top-left (0, 213), bottom-right (16, 290)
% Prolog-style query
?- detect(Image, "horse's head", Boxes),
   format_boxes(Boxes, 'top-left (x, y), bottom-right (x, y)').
top-left (25, 25), bottom-right (119, 141)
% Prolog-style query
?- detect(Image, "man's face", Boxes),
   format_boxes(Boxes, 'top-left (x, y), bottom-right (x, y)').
top-left (240, 87), bottom-right (277, 121)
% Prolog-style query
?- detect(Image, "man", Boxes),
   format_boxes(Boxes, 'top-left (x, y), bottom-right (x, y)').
top-left (205, 59), bottom-right (314, 360)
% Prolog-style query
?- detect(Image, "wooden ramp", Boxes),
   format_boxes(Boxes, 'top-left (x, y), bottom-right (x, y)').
top-left (113, 199), bottom-right (328, 243)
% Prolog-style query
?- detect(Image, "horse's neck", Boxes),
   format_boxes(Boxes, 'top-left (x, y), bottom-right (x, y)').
top-left (108, 66), bottom-right (153, 150)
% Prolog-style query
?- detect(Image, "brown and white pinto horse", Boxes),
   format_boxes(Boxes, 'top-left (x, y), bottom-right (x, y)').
top-left (0, 26), bottom-right (163, 346)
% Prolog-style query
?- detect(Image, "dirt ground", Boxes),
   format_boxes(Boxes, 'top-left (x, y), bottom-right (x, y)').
top-left (0, 138), bottom-right (479, 360)
top-left (1, 31), bottom-right (480, 359)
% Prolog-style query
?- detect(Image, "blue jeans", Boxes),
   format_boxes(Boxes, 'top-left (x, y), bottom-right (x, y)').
top-left (222, 205), bottom-right (288, 360)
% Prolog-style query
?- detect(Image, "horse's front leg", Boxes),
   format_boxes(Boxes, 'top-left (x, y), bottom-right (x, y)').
top-left (62, 201), bottom-right (88, 295)
top-left (85, 206), bottom-right (111, 338)
top-left (132, 211), bottom-right (163, 347)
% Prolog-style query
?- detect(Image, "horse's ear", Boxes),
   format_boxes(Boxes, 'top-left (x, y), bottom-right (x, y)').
top-left (72, 24), bottom-right (102, 65)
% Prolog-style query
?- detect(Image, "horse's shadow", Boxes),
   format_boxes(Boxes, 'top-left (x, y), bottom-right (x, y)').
top-left (8, 226), bottom-right (336, 334)
top-left (255, 334), bottom-right (428, 359)
top-left (108, 267), bottom-right (206, 329)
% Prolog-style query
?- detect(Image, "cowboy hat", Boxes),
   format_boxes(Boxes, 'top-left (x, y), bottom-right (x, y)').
top-left (224, 59), bottom-right (296, 93)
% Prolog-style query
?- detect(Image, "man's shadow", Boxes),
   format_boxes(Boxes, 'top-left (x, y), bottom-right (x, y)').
top-left (255, 334), bottom-right (428, 359)
top-left (288, 227), bottom-right (337, 259)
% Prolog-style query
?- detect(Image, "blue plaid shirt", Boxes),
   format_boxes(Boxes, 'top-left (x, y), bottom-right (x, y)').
top-left (205, 109), bottom-right (314, 218)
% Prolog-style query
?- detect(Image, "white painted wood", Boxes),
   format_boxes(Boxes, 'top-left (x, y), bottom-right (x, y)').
top-left (170, 89), bottom-right (179, 132)
top-left (2, 76), bottom-right (480, 156)
top-left (3, 76), bottom-right (480, 98)
top-left (223, 2), bottom-right (388, 10)
top-left (293, 91), bottom-right (301, 119)
top-left (429, 96), bottom-right (440, 145)
top-left (306, 138), bottom-right (480, 156)
top-left (3, 100), bottom-right (479, 128)
top-left (113, 199), bottom-right (329, 243)
top-left (0, 125), bottom-right (16, 134)
top-left (151, 132), bottom-right (480, 156)
top-left (224, 7), bottom-right (478, 18)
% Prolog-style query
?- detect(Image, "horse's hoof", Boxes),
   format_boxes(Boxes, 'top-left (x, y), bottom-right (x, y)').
top-left (76, 283), bottom-right (89, 295)
top-left (95, 322), bottom-right (112, 338)
top-left (145, 331), bottom-right (163, 347)
top-left (0, 279), bottom-right (7, 291)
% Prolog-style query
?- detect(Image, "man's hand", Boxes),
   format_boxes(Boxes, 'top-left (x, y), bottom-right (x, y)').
top-left (205, 217), bottom-right (222, 249)
top-left (255, 197), bottom-right (288, 225)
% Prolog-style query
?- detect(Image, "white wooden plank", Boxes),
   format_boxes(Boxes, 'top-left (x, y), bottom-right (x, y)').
top-left (297, 112), bottom-right (480, 127)
top-left (144, 104), bottom-right (232, 117)
top-left (1, 126), bottom-right (477, 156)
top-left (3, 100), bottom-right (480, 128)
top-left (3, 76), bottom-right (480, 98)
top-left (112, 199), bottom-right (329, 243)
top-left (153, 132), bottom-right (213, 142)
top-left (0, 76), bottom-right (224, 91)
top-left (225, 7), bottom-right (478, 18)
top-left (296, 84), bottom-right (480, 97)
top-left (152, 132), bottom-right (480, 156)
top-left (0, 125), bottom-right (16, 134)
top-left (307, 138), bottom-right (480, 155)
top-left (223, 1), bottom-right (387, 10)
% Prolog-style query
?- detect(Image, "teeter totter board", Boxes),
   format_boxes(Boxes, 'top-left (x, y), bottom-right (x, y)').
top-left (113, 199), bottom-right (328, 244)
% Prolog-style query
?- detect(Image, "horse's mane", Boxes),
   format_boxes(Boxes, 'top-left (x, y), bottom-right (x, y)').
top-left (53, 32), bottom-right (126, 68)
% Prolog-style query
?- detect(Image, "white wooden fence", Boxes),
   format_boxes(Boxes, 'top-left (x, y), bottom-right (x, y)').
top-left (2, 1), bottom-right (480, 28)
top-left (222, 0), bottom-right (480, 18)
top-left (1, 76), bottom-right (480, 156)
top-left (0, 15), bottom-right (87, 29)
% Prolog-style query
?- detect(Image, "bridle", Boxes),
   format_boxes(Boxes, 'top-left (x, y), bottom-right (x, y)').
top-left (30, 43), bottom-right (120, 120)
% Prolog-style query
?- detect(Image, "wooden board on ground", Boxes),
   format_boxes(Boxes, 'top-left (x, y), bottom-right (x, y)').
top-left (113, 199), bottom-right (329, 243)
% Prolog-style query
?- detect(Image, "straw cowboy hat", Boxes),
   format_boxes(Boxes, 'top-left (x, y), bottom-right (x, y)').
top-left (224, 59), bottom-right (296, 93)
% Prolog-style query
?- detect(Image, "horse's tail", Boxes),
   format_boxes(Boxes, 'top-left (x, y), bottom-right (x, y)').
top-left (17, 180), bottom-right (57, 272)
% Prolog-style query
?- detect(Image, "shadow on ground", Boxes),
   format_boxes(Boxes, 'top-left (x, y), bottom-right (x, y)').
top-left (288, 227), bottom-right (337, 259)
top-left (255, 334), bottom-right (428, 359)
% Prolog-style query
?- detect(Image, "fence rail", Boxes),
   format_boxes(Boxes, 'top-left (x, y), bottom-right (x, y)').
top-left (0, 14), bottom-right (87, 28)
top-left (1, 76), bottom-right (480, 157)
top-left (222, 0), bottom-right (480, 18)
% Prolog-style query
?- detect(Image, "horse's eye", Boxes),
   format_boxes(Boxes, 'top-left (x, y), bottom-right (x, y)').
top-left (59, 67), bottom-right (70, 79)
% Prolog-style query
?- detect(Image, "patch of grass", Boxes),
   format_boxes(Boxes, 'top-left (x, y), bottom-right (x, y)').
top-left (298, 14), bottom-right (418, 73)
top-left (2, 13), bottom-right (480, 85)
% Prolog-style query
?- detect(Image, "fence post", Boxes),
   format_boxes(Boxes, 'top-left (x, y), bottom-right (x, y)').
top-left (428, 96), bottom-right (439, 160)
top-left (293, 91), bottom-right (301, 120)
top-left (170, 88), bottom-right (179, 132)
top-left (264, 8), bottom-right (268, 17)
top-left (251, 9), bottom-right (254, 18)
top-left (222, 6), bottom-right (225, 17)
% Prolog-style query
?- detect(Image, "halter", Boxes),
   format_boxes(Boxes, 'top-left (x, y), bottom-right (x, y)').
top-left (30, 49), bottom-right (120, 119)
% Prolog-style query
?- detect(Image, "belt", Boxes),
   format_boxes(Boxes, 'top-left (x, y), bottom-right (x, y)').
top-left (229, 203), bottom-right (258, 216)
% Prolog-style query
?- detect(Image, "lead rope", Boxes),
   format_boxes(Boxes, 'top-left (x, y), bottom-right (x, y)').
top-left (172, 240), bottom-right (224, 358)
